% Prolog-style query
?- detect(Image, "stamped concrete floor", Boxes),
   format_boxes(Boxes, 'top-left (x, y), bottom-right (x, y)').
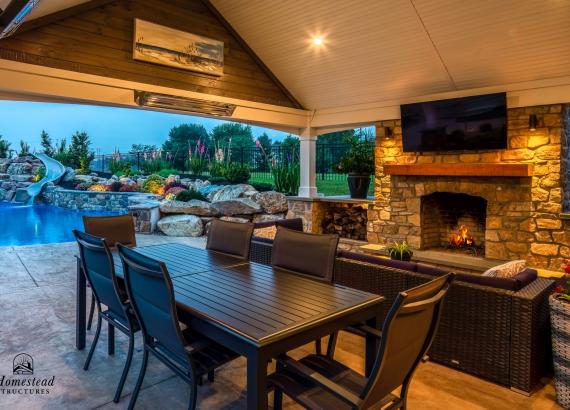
top-left (0, 235), bottom-right (562, 409)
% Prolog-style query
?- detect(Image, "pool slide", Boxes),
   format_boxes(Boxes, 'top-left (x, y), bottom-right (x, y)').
top-left (16, 153), bottom-right (66, 204)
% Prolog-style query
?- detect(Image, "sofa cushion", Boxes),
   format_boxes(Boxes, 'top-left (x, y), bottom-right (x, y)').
top-left (339, 251), bottom-right (417, 272)
top-left (417, 263), bottom-right (536, 291)
top-left (483, 260), bottom-right (526, 278)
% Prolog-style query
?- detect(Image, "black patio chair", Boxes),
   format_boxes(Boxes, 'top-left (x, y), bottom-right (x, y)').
top-left (83, 214), bottom-right (137, 331)
top-left (206, 218), bottom-right (254, 260)
top-left (268, 273), bottom-right (455, 410)
top-left (73, 230), bottom-right (139, 404)
top-left (271, 226), bottom-right (339, 355)
top-left (271, 226), bottom-right (339, 283)
top-left (117, 244), bottom-right (240, 410)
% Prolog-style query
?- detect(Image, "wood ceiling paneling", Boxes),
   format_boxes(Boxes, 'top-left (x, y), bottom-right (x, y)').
top-left (211, 0), bottom-right (570, 110)
top-left (0, 0), bottom-right (301, 108)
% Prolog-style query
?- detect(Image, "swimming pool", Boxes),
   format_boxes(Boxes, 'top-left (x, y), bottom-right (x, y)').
top-left (0, 202), bottom-right (124, 246)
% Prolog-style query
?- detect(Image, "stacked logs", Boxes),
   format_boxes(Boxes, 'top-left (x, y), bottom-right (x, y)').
top-left (322, 205), bottom-right (367, 240)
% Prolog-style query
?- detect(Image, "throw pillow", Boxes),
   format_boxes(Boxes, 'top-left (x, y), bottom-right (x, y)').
top-left (482, 260), bottom-right (526, 278)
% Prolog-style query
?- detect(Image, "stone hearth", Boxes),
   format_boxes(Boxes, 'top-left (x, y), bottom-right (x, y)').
top-left (368, 104), bottom-right (570, 270)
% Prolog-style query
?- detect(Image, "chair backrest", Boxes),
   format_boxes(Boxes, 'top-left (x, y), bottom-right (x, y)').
top-left (117, 244), bottom-right (189, 364)
top-left (360, 273), bottom-right (455, 408)
top-left (73, 230), bottom-right (128, 323)
top-left (83, 214), bottom-right (136, 249)
top-left (275, 218), bottom-right (303, 232)
top-left (206, 219), bottom-right (254, 260)
top-left (271, 226), bottom-right (339, 282)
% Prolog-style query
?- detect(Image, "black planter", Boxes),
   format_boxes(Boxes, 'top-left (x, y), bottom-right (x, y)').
top-left (347, 173), bottom-right (371, 199)
top-left (390, 252), bottom-right (413, 262)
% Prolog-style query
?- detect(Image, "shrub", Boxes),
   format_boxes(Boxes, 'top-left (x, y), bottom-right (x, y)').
top-left (89, 184), bottom-right (108, 192)
top-left (33, 167), bottom-right (46, 182)
top-left (141, 158), bottom-right (170, 174)
top-left (251, 182), bottom-right (274, 192)
top-left (208, 176), bottom-right (228, 185)
top-left (142, 175), bottom-right (166, 194)
top-left (222, 162), bottom-right (250, 184)
top-left (165, 186), bottom-right (186, 196)
top-left (109, 159), bottom-right (131, 176)
top-left (336, 136), bottom-right (374, 174)
top-left (186, 156), bottom-right (208, 175)
top-left (271, 161), bottom-right (300, 195)
top-left (209, 161), bottom-right (225, 178)
top-left (175, 189), bottom-right (207, 202)
top-left (157, 168), bottom-right (180, 178)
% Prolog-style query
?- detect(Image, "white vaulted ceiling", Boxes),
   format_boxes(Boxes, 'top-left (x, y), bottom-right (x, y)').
top-left (211, 0), bottom-right (570, 110)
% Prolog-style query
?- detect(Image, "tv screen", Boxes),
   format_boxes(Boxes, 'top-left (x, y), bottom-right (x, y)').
top-left (401, 92), bottom-right (507, 152)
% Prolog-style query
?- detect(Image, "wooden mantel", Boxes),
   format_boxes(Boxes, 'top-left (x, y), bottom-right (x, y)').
top-left (383, 163), bottom-right (534, 177)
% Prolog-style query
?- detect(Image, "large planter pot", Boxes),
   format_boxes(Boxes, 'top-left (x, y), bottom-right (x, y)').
top-left (347, 173), bottom-right (370, 199)
top-left (550, 294), bottom-right (570, 409)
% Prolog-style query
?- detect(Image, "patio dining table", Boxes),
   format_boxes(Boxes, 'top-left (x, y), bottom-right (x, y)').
top-left (75, 243), bottom-right (384, 410)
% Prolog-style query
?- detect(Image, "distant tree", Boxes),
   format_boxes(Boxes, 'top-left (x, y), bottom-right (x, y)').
top-left (40, 130), bottom-right (54, 156)
top-left (0, 136), bottom-right (10, 158)
top-left (256, 132), bottom-right (272, 153)
top-left (130, 144), bottom-right (158, 153)
top-left (317, 129), bottom-right (355, 144)
top-left (162, 124), bottom-right (210, 169)
top-left (18, 140), bottom-right (30, 157)
top-left (280, 134), bottom-right (300, 150)
top-left (211, 123), bottom-right (254, 149)
top-left (68, 131), bottom-right (95, 170)
top-left (55, 139), bottom-right (67, 155)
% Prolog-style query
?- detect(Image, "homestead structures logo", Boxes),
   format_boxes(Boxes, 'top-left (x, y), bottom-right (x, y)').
top-left (13, 353), bottom-right (33, 375)
top-left (0, 353), bottom-right (55, 395)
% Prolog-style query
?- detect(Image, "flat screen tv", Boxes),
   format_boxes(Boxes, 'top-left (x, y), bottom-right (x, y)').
top-left (401, 92), bottom-right (507, 152)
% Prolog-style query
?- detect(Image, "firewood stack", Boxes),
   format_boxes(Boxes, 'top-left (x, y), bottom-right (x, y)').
top-left (322, 205), bottom-right (367, 240)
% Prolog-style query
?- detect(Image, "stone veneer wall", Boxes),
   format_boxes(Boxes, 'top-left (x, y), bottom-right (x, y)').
top-left (368, 104), bottom-right (570, 270)
top-left (42, 187), bottom-right (146, 212)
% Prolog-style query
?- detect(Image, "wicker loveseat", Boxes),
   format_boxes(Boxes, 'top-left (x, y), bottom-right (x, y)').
top-left (249, 236), bottom-right (554, 395)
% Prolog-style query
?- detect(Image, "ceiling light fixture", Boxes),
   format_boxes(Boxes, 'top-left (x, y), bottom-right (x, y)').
top-left (134, 91), bottom-right (236, 117)
top-left (312, 37), bottom-right (323, 46)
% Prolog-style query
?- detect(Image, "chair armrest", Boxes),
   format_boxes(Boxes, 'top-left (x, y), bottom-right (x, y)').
top-left (278, 356), bottom-right (362, 407)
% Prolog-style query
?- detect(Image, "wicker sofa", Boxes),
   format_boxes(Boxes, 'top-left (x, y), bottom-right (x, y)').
top-left (249, 236), bottom-right (554, 395)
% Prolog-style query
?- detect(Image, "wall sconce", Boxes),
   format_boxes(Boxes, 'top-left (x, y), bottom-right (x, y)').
top-left (383, 127), bottom-right (393, 139)
top-left (529, 114), bottom-right (538, 131)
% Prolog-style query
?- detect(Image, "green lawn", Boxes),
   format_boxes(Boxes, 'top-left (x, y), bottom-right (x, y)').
top-left (249, 174), bottom-right (374, 197)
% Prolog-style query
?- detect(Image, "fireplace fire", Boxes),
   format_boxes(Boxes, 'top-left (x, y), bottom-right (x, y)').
top-left (449, 225), bottom-right (475, 248)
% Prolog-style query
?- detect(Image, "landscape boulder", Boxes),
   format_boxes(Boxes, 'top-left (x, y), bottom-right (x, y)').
top-left (252, 191), bottom-right (288, 214)
top-left (7, 162), bottom-right (32, 175)
top-left (159, 200), bottom-right (220, 216)
top-left (220, 216), bottom-right (251, 223)
top-left (61, 167), bottom-right (76, 182)
top-left (252, 213), bottom-right (287, 224)
top-left (157, 214), bottom-right (203, 237)
top-left (208, 184), bottom-right (257, 202)
top-left (212, 198), bottom-right (262, 216)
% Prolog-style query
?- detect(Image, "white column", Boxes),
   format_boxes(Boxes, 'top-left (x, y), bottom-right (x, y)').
top-left (298, 127), bottom-right (318, 198)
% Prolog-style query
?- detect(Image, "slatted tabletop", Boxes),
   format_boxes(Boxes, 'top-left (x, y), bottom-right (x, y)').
top-left (171, 262), bottom-right (383, 346)
top-left (112, 243), bottom-right (248, 277)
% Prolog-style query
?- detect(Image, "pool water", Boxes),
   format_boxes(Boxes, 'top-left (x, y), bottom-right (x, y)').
top-left (0, 203), bottom-right (124, 246)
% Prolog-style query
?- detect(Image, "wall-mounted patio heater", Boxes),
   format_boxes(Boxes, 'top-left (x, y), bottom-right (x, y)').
top-left (0, 0), bottom-right (41, 39)
top-left (134, 91), bottom-right (236, 118)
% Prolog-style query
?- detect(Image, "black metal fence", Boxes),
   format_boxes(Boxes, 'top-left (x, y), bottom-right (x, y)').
top-left (91, 143), bottom-right (357, 181)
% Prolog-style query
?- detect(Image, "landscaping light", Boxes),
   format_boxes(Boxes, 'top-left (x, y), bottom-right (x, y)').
top-left (312, 37), bottom-right (323, 46)
top-left (529, 114), bottom-right (538, 131)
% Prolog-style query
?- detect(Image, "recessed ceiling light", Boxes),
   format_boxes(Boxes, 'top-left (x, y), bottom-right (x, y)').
top-left (312, 37), bottom-right (323, 46)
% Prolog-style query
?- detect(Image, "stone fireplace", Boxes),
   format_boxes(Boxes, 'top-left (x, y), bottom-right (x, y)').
top-left (421, 192), bottom-right (487, 255)
top-left (368, 104), bottom-right (570, 270)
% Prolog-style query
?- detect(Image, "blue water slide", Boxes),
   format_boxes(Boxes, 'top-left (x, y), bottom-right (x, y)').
top-left (24, 153), bottom-right (66, 204)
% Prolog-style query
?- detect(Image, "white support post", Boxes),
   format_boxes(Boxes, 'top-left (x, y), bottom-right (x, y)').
top-left (298, 127), bottom-right (318, 198)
